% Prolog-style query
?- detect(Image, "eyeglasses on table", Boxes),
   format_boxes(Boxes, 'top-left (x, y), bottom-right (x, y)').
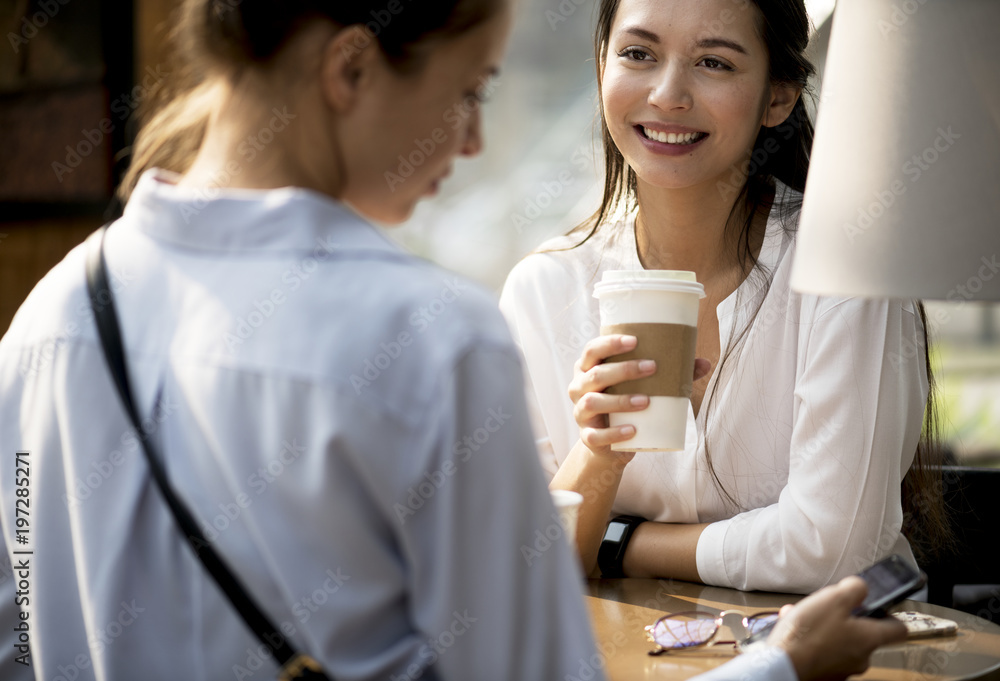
top-left (645, 610), bottom-right (780, 656)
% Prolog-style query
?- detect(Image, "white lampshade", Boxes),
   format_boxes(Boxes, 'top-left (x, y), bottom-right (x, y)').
top-left (791, 0), bottom-right (1000, 301)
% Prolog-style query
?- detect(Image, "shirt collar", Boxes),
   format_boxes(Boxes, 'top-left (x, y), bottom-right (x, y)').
top-left (122, 168), bottom-right (400, 257)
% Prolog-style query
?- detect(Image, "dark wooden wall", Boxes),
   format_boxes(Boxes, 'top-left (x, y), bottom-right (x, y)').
top-left (0, 0), bottom-right (179, 335)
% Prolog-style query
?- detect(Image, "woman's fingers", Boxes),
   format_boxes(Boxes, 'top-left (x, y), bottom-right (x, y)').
top-left (693, 357), bottom-right (711, 383)
top-left (575, 334), bottom-right (637, 374)
top-left (570, 334), bottom-right (705, 459)
top-left (570, 358), bottom-right (656, 401)
top-left (574, 338), bottom-right (709, 400)
top-left (580, 424), bottom-right (636, 450)
top-left (573, 392), bottom-right (649, 425)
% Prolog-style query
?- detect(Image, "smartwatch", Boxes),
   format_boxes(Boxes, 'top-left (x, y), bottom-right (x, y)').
top-left (597, 515), bottom-right (645, 578)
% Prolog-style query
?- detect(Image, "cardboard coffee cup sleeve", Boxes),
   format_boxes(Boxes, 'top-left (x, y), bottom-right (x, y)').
top-left (601, 323), bottom-right (697, 398)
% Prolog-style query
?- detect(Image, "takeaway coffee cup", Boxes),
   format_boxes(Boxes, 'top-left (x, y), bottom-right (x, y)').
top-left (550, 489), bottom-right (584, 545)
top-left (593, 270), bottom-right (705, 451)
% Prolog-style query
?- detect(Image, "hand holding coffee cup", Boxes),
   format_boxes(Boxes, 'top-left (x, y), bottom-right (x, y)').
top-left (569, 270), bottom-right (706, 455)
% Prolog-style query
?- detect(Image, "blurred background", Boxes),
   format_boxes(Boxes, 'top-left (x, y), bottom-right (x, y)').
top-left (0, 0), bottom-right (996, 463)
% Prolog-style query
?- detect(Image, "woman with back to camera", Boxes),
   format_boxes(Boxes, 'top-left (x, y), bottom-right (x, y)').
top-left (0, 0), bottom-right (907, 679)
top-left (500, 0), bottom-right (947, 591)
top-left (0, 1), bottom-right (604, 678)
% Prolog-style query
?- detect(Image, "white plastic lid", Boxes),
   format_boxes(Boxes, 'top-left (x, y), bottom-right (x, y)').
top-left (602, 269), bottom-right (697, 283)
top-left (594, 269), bottom-right (706, 298)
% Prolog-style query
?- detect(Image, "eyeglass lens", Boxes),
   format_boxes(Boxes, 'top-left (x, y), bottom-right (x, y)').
top-left (649, 616), bottom-right (719, 649)
top-left (649, 612), bottom-right (779, 650)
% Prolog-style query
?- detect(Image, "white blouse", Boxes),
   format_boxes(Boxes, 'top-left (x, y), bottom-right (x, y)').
top-left (499, 190), bottom-right (928, 593)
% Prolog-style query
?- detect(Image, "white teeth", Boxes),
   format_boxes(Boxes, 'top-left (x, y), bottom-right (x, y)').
top-left (643, 127), bottom-right (703, 144)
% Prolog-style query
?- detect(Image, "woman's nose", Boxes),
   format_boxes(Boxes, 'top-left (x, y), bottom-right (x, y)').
top-left (648, 62), bottom-right (693, 111)
top-left (460, 108), bottom-right (483, 157)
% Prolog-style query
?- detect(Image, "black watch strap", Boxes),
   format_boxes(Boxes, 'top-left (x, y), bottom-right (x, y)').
top-left (597, 515), bottom-right (645, 578)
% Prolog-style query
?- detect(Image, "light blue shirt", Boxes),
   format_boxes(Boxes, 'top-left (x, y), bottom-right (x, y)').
top-left (0, 170), bottom-right (599, 681)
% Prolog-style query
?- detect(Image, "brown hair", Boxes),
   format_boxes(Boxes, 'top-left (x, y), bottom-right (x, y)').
top-left (117, 0), bottom-right (501, 202)
top-left (572, 0), bottom-right (950, 560)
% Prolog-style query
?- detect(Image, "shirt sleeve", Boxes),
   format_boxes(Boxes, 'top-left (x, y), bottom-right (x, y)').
top-left (399, 342), bottom-right (605, 681)
top-left (697, 297), bottom-right (928, 592)
top-left (692, 647), bottom-right (797, 681)
top-left (498, 261), bottom-right (566, 482)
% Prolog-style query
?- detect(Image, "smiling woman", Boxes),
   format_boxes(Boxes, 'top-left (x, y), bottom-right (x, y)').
top-left (600, 1), bottom-right (796, 183)
top-left (500, 0), bottom-right (948, 593)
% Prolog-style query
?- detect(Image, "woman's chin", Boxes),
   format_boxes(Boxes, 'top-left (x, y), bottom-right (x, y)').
top-left (348, 199), bottom-right (415, 226)
top-left (632, 171), bottom-right (711, 193)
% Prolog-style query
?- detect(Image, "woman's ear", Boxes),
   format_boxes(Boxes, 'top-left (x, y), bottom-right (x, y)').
top-left (762, 83), bottom-right (801, 128)
top-left (319, 25), bottom-right (381, 113)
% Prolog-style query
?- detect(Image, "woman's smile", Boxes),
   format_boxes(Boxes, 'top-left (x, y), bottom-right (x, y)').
top-left (634, 124), bottom-right (710, 156)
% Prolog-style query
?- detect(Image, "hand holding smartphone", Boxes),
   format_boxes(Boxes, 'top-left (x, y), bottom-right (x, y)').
top-left (741, 554), bottom-right (926, 648)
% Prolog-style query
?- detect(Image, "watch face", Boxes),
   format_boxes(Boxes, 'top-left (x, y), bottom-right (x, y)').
top-left (605, 522), bottom-right (627, 542)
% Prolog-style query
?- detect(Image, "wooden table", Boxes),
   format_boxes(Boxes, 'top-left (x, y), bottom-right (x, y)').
top-left (586, 579), bottom-right (1000, 680)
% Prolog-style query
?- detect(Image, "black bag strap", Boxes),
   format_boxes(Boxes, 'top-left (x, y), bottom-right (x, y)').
top-left (84, 225), bottom-right (331, 681)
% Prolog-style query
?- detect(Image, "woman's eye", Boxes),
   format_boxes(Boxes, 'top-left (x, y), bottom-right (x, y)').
top-left (467, 75), bottom-right (498, 103)
top-left (699, 57), bottom-right (733, 71)
top-left (617, 47), bottom-right (651, 62)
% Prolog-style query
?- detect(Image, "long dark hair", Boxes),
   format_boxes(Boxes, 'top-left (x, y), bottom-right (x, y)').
top-left (117, 0), bottom-right (501, 201)
top-left (573, 0), bottom-right (950, 560)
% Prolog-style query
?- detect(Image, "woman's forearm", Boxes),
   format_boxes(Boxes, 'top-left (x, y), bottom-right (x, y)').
top-left (622, 520), bottom-right (709, 582)
top-left (551, 441), bottom-right (708, 581)
top-left (550, 439), bottom-right (630, 576)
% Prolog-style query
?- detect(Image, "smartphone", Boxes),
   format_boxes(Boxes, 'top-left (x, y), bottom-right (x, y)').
top-left (853, 554), bottom-right (926, 618)
top-left (740, 555), bottom-right (926, 649)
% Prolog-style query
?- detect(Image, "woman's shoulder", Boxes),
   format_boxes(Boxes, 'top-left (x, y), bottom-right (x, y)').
top-left (505, 217), bottom-right (630, 293)
top-left (351, 255), bottom-right (514, 349)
